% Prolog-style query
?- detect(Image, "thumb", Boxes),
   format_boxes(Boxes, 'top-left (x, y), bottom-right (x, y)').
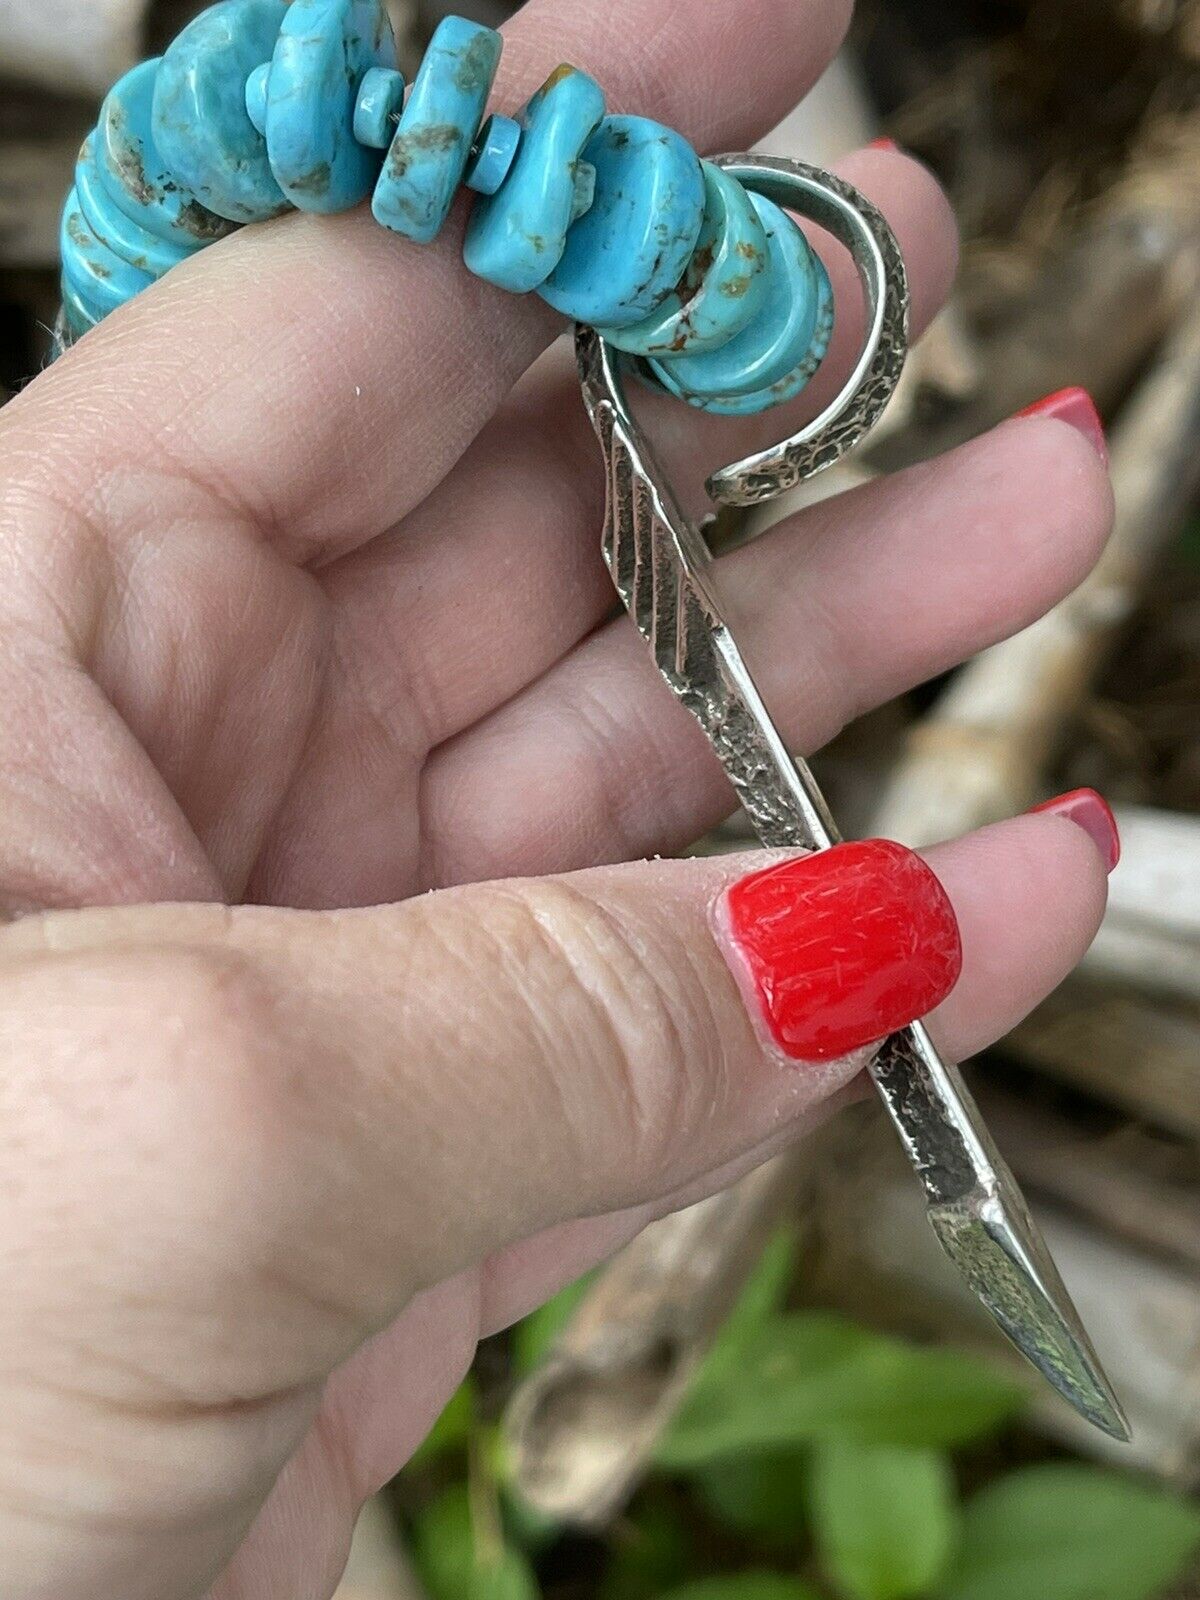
top-left (0, 822), bottom-right (1100, 1387)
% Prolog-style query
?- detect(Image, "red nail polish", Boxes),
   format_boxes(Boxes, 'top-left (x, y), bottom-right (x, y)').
top-left (1027, 787), bottom-right (1120, 872)
top-left (867, 136), bottom-right (899, 152)
top-left (1016, 386), bottom-right (1108, 466)
top-left (717, 840), bottom-right (963, 1063)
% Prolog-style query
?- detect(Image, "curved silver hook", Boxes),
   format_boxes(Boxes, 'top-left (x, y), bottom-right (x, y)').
top-left (574, 157), bottom-right (1128, 1444)
top-left (704, 155), bottom-right (909, 504)
top-left (583, 156), bottom-right (910, 509)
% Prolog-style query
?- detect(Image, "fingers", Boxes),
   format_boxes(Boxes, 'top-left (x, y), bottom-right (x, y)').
top-left (0, 812), bottom-right (1107, 1393)
top-left (5, 0), bottom-right (850, 567)
top-left (419, 412), bottom-right (1113, 886)
top-left (0, 813), bottom-right (1105, 1597)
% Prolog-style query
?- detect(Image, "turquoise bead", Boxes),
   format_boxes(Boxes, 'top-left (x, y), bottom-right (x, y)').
top-left (647, 193), bottom-right (834, 414)
top-left (60, 192), bottom-right (155, 321)
top-left (97, 59), bottom-right (234, 248)
top-left (266, 0), bottom-right (397, 212)
top-left (464, 65), bottom-right (604, 292)
top-left (74, 134), bottom-right (194, 278)
top-left (152, 0), bottom-right (290, 224)
top-left (61, 276), bottom-right (101, 342)
top-left (372, 16), bottom-right (502, 243)
top-left (464, 113), bottom-right (521, 196)
top-left (599, 161), bottom-right (768, 357)
top-left (354, 65), bottom-right (407, 149)
top-left (538, 115), bottom-right (705, 328)
top-left (245, 61), bottom-right (270, 134)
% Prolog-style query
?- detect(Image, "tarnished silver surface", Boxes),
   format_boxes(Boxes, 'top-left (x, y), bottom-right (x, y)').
top-left (576, 157), bottom-right (1128, 1441)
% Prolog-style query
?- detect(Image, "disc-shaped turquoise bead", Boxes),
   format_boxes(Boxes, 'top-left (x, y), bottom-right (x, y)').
top-left (677, 255), bottom-right (833, 415)
top-left (74, 135), bottom-right (195, 278)
top-left (153, 0), bottom-right (290, 224)
top-left (372, 15), bottom-right (502, 243)
top-left (599, 162), bottom-right (769, 357)
top-left (646, 193), bottom-right (833, 413)
top-left (97, 60), bottom-right (235, 248)
top-left (60, 190), bottom-right (156, 323)
top-left (61, 277), bottom-right (101, 341)
top-left (266, 0), bottom-right (397, 212)
top-left (354, 65), bottom-right (406, 149)
top-left (464, 113), bottom-right (521, 196)
top-left (538, 115), bottom-right (705, 328)
top-left (464, 65), bottom-right (605, 292)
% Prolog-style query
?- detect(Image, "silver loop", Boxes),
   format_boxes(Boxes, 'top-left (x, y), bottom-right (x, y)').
top-left (704, 156), bottom-right (908, 505)
top-left (584, 155), bottom-right (909, 509)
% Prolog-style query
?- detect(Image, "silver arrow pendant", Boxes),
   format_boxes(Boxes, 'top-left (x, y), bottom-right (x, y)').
top-left (575, 155), bottom-right (1128, 1442)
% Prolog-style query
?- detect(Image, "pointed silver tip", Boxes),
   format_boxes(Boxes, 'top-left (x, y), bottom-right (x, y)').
top-left (930, 1190), bottom-right (1131, 1444)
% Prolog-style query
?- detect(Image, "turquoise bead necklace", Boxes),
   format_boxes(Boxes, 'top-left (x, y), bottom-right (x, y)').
top-left (59, 0), bottom-right (832, 415)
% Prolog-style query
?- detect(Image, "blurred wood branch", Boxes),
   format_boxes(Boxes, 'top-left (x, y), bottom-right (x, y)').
top-left (873, 290), bottom-right (1200, 845)
top-left (506, 1157), bottom-right (804, 1527)
top-left (872, 118), bottom-right (1200, 466)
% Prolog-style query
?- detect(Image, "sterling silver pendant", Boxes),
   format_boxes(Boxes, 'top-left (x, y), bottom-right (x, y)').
top-left (576, 154), bottom-right (1128, 1441)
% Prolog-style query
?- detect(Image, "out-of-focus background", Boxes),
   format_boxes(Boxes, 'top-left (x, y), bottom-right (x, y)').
top-left (3, 0), bottom-right (1200, 1595)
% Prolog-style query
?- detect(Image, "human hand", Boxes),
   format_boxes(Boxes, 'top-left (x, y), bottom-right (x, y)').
top-left (0, 0), bottom-right (1116, 1594)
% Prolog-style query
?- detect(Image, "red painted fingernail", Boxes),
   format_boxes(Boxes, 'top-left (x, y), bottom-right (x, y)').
top-left (716, 840), bottom-right (963, 1063)
top-left (867, 136), bottom-right (899, 152)
top-left (1016, 386), bottom-right (1108, 466)
top-left (1027, 787), bottom-right (1120, 872)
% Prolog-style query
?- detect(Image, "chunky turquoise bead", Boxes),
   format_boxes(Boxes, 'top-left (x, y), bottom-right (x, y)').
top-left (60, 192), bottom-right (156, 321)
top-left (464, 113), bottom-right (521, 196)
top-left (647, 193), bottom-right (833, 413)
top-left (152, 0), bottom-right (290, 224)
top-left (265, 0), bottom-right (397, 212)
top-left (372, 16), bottom-right (502, 243)
top-left (599, 161), bottom-right (768, 357)
top-left (538, 115), bottom-right (705, 329)
top-left (464, 66), bottom-right (605, 292)
top-left (97, 59), bottom-right (234, 248)
top-left (354, 65), bottom-right (407, 149)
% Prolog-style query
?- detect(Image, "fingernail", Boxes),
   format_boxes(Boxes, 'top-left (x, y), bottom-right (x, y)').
top-left (867, 136), bottom-right (899, 152)
top-left (1027, 787), bottom-right (1120, 872)
top-left (1016, 386), bottom-right (1108, 466)
top-left (715, 840), bottom-right (963, 1063)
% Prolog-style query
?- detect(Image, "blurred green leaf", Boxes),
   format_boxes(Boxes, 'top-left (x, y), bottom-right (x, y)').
top-left (410, 1376), bottom-right (478, 1470)
top-left (659, 1315), bottom-right (1022, 1466)
top-left (601, 1497), bottom-right (697, 1600)
top-left (708, 1227), bottom-right (799, 1362)
top-left (937, 1464), bottom-right (1200, 1600)
top-left (412, 1482), bottom-right (543, 1600)
top-left (511, 1273), bottom-right (594, 1375)
top-left (412, 1484), bottom-right (475, 1600)
top-left (691, 1450), bottom-right (811, 1546)
top-left (809, 1440), bottom-right (957, 1600)
top-left (659, 1575), bottom-right (820, 1600)
top-left (468, 1548), bottom-right (540, 1600)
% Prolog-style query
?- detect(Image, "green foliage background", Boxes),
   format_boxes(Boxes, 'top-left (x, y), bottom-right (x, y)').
top-left (401, 1230), bottom-right (1200, 1600)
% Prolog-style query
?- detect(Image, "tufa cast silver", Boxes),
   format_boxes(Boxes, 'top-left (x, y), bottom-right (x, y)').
top-left (575, 154), bottom-right (1128, 1442)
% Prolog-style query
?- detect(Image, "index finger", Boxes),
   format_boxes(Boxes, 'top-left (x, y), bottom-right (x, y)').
top-left (3, 0), bottom-right (851, 564)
